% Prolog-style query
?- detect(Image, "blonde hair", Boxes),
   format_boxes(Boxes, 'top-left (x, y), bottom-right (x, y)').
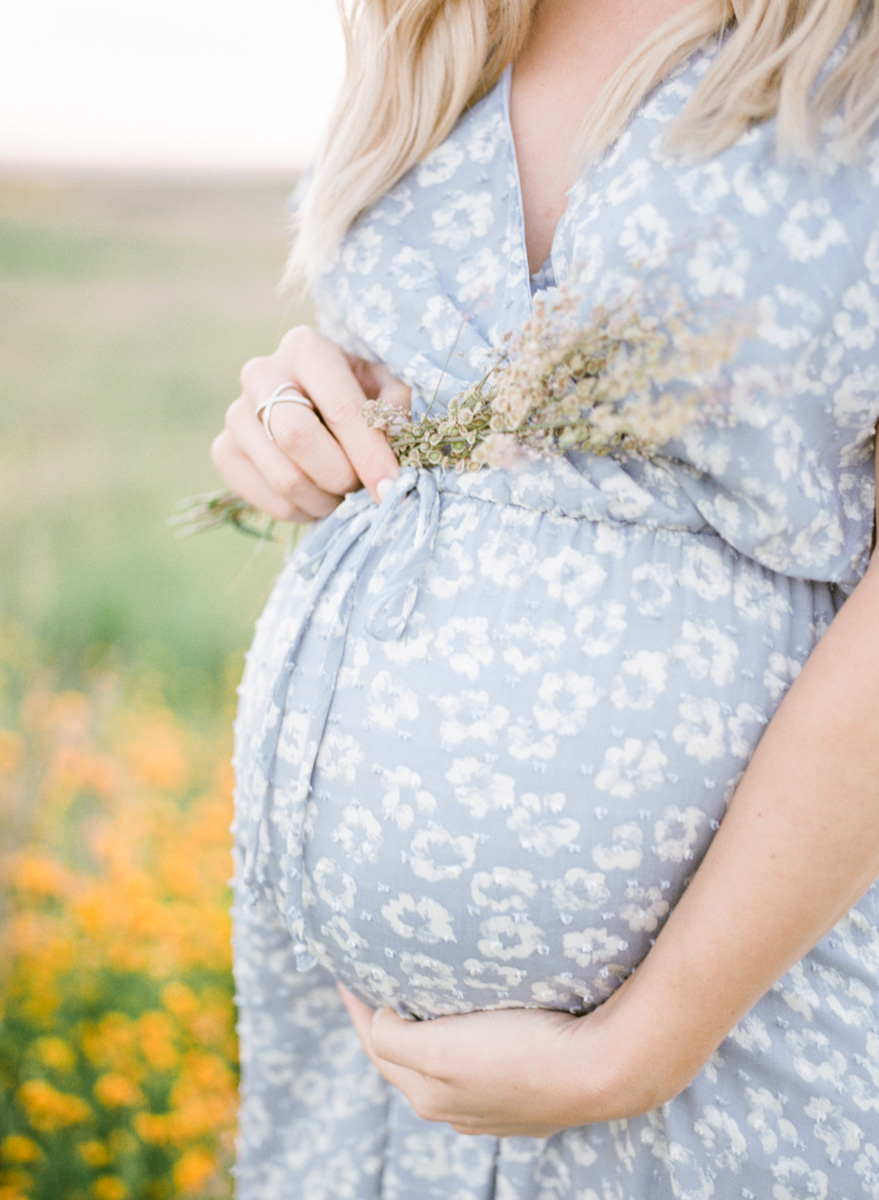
top-left (287, 0), bottom-right (879, 288)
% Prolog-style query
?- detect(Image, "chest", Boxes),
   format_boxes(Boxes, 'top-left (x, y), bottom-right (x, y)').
top-left (507, 64), bottom-right (588, 276)
top-left (506, 0), bottom-right (700, 275)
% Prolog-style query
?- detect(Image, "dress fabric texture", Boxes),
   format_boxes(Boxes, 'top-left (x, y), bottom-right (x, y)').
top-left (232, 44), bottom-right (879, 1200)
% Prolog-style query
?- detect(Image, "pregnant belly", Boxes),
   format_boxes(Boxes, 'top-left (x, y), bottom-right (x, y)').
top-left (237, 486), bottom-right (839, 1019)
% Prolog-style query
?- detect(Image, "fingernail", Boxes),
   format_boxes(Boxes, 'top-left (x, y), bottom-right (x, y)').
top-left (376, 477), bottom-right (394, 504)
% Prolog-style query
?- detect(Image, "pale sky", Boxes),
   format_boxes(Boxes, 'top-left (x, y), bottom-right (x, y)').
top-left (0, 0), bottom-right (345, 171)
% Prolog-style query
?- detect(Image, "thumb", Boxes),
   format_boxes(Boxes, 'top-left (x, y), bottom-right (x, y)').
top-left (283, 338), bottom-right (402, 505)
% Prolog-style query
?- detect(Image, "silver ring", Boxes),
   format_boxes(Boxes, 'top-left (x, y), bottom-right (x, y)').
top-left (255, 383), bottom-right (315, 441)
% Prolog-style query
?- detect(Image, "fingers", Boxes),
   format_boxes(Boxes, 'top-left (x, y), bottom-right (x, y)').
top-left (337, 985), bottom-right (453, 1091)
top-left (338, 986), bottom-right (439, 1074)
top-left (369, 1006), bottom-right (449, 1077)
top-left (274, 327), bottom-right (403, 502)
top-left (337, 986), bottom-right (426, 1098)
top-left (266, 406), bottom-right (361, 499)
top-left (238, 356), bottom-right (364, 498)
top-left (337, 985), bottom-right (375, 1044)
top-left (336, 985), bottom-right (565, 1138)
top-left (224, 394), bottom-right (349, 517)
top-left (216, 327), bottom-right (412, 526)
top-left (211, 431), bottom-right (315, 523)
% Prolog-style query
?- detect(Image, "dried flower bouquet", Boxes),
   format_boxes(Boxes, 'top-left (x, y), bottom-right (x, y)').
top-left (173, 278), bottom-right (745, 538)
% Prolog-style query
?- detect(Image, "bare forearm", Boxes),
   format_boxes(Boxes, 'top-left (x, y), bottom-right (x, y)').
top-left (591, 556), bottom-right (879, 1113)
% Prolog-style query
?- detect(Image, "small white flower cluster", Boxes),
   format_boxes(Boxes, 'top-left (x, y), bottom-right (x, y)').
top-left (365, 277), bottom-right (748, 472)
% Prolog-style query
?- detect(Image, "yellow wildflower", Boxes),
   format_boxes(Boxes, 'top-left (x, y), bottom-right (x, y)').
top-left (33, 1036), bottom-right (76, 1073)
top-left (0, 1136), bottom-right (41, 1164)
top-left (158, 850), bottom-right (200, 899)
top-left (0, 1180), bottom-right (31, 1200)
top-left (179, 1050), bottom-right (234, 1095)
top-left (214, 756), bottom-right (234, 796)
top-left (92, 1177), bottom-right (128, 1200)
top-left (78, 1140), bottom-right (111, 1168)
top-left (190, 995), bottom-right (234, 1047)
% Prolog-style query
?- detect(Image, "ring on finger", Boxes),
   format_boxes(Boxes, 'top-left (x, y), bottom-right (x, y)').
top-left (255, 383), bottom-right (315, 442)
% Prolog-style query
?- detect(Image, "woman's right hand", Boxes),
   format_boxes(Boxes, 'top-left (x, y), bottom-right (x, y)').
top-left (211, 327), bottom-right (410, 523)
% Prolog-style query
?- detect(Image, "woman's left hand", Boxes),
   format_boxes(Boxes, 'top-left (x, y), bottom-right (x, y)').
top-left (337, 985), bottom-right (619, 1138)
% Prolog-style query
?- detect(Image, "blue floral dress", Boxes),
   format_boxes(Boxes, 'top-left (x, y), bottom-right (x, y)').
top-left (231, 41), bottom-right (879, 1200)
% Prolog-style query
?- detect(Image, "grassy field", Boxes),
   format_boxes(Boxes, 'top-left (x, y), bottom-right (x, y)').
top-left (0, 170), bottom-right (312, 1199)
top-left (0, 170), bottom-right (308, 705)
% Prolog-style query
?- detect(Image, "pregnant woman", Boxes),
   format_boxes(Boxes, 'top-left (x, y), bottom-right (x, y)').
top-left (213, 0), bottom-right (879, 1195)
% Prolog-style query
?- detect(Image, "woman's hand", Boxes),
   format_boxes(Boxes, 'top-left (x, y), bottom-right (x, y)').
top-left (212, 327), bottom-right (410, 522)
top-left (337, 984), bottom-right (650, 1139)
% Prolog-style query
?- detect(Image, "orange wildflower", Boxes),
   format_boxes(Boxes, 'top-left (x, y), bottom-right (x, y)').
top-left (48, 691), bottom-right (91, 736)
top-left (43, 745), bottom-right (116, 800)
top-left (17, 1080), bottom-right (91, 1132)
top-left (119, 711), bottom-right (190, 793)
top-left (81, 1014), bottom-right (138, 1072)
top-left (1, 641), bottom-right (239, 1199)
top-left (11, 854), bottom-right (76, 900)
top-left (136, 1012), bottom-right (178, 1072)
top-left (94, 1073), bottom-right (143, 1109)
top-left (190, 995), bottom-right (235, 1051)
top-left (214, 757), bottom-right (235, 796)
top-left (172, 1148), bottom-right (215, 1195)
top-left (133, 1113), bottom-right (173, 1147)
top-left (160, 982), bottom-right (199, 1021)
top-left (157, 850), bottom-right (201, 900)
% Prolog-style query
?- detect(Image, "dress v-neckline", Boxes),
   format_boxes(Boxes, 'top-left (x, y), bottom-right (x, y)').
top-left (500, 64), bottom-right (572, 296)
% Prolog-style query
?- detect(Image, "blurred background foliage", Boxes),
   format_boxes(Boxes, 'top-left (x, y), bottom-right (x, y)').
top-left (0, 171), bottom-right (306, 1199)
top-left (0, 172), bottom-right (302, 705)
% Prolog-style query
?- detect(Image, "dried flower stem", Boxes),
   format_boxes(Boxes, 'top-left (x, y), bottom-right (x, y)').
top-left (169, 491), bottom-right (277, 540)
top-left (365, 279), bottom-right (745, 473)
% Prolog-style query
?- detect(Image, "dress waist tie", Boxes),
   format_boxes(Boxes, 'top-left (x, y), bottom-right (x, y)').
top-left (239, 468), bottom-right (441, 969)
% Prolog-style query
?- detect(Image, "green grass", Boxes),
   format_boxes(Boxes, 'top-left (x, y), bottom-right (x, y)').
top-left (0, 170), bottom-right (309, 706)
